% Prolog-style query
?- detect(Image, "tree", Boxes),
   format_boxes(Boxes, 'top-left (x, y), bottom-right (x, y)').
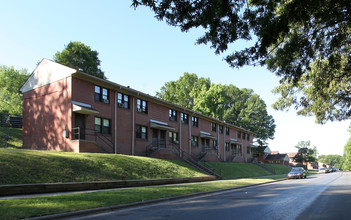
top-left (156, 73), bottom-right (275, 145)
top-left (132, 0), bottom-right (351, 123)
top-left (54, 41), bottom-right (105, 79)
top-left (0, 66), bottom-right (29, 115)
top-left (318, 154), bottom-right (343, 169)
top-left (342, 125), bottom-right (351, 171)
top-left (293, 141), bottom-right (318, 165)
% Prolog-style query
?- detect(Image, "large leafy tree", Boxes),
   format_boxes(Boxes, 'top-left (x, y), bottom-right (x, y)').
top-left (54, 41), bottom-right (105, 79)
top-left (293, 141), bottom-right (318, 165)
top-left (132, 0), bottom-right (351, 123)
top-left (343, 125), bottom-right (351, 171)
top-left (0, 66), bottom-right (29, 115)
top-left (157, 73), bottom-right (275, 144)
top-left (318, 154), bottom-right (343, 169)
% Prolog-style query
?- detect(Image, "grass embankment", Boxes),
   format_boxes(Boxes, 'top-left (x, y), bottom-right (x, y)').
top-left (0, 127), bottom-right (22, 148)
top-left (0, 175), bottom-right (286, 219)
top-left (261, 164), bottom-right (292, 174)
top-left (0, 149), bottom-right (206, 185)
top-left (204, 162), bottom-right (273, 179)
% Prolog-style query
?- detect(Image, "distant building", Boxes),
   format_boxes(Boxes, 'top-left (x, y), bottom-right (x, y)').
top-left (264, 153), bottom-right (289, 166)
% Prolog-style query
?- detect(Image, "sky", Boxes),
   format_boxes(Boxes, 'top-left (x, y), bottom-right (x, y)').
top-left (1, 0), bottom-right (350, 156)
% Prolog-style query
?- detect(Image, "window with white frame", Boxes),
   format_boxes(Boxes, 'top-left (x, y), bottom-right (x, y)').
top-left (117, 93), bottom-right (129, 109)
top-left (137, 99), bottom-right (147, 113)
top-left (94, 85), bottom-right (109, 104)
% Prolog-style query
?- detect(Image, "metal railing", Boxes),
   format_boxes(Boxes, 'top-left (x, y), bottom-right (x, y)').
top-left (0, 114), bottom-right (22, 128)
top-left (72, 127), bottom-right (114, 153)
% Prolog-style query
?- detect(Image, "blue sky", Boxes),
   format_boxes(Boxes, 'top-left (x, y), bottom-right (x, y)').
top-left (1, 0), bottom-right (349, 155)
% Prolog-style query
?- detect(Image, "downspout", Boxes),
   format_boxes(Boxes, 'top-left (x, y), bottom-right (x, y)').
top-left (114, 90), bottom-right (117, 154)
top-left (65, 77), bottom-right (68, 151)
top-left (179, 112), bottom-right (182, 158)
top-left (189, 112), bottom-right (195, 156)
top-left (223, 125), bottom-right (226, 161)
top-left (132, 96), bottom-right (135, 155)
top-left (217, 124), bottom-right (220, 159)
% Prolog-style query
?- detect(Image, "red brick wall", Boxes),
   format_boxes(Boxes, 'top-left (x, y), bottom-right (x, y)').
top-left (22, 77), bottom-right (72, 151)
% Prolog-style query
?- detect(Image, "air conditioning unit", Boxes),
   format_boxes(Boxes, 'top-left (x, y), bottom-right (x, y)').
top-left (137, 108), bottom-right (142, 112)
top-left (118, 103), bottom-right (124, 107)
top-left (103, 99), bottom-right (109, 104)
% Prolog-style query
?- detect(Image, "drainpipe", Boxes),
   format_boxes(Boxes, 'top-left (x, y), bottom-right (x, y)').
top-left (114, 91), bottom-right (117, 154)
top-left (132, 96), bottom-right (135, 155)
top-left (217, 124), bottom-right (220, 159)
top-left (223, 125), bottom-right (226, 161)
top-left (179, 112), bottom-right (182, 158)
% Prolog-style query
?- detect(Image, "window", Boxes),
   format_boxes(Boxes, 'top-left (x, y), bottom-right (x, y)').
top-left (192, 116), bottom-right (198, 127)
top-left (191, 136), bottom-right (198, 147)
top-left (169, 132), bottom-right (178, 144)
top-left (95, 117), bottom-right (111, 134)
top-left (242, 133), bottom-right (246, 140)
top-left (117, 93), bottom-right (129, 109)
top-left (94, 117), bottom-right (101, 133)
top-left (219, 125), bottom-right (223, 134)
top-left (137, 99), bottom-right (148, 113)
top-left (225, 127), bottom-right (230, 135)
top-left (237, 131), bottom-right (241, 139)
top-left (225, 142), bottom-right (229, 151)
top-left (94, 85), bottom-right (109, 103)
top-left (247, 134), bottom-right (250, 141)
top-left (136, 125), bottom-right (148, 140)
top-left (181, 113), bottom-right (188, 124)
top-left (211, 123), bottom-right (217, 132)
top-left (247, 146), bottom-right (250, 154)
top-left (169, 109), bottom-right (177, 121)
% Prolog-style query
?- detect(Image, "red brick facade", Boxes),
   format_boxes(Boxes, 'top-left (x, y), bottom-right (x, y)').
top-left (21, 59), bottom-right (255, 162)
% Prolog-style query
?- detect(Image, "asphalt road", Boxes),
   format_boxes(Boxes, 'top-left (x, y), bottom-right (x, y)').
top-left (69, 171), bottom-right (351, 220)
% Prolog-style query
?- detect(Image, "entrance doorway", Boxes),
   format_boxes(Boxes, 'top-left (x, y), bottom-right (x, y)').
top-left (74, 113), bottom-right (86, 139)
top-left (152, 129), bottom-right (166, 148)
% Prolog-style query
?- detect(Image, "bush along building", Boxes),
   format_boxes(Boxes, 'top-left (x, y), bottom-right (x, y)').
top-left (20, 59), bottom-right (256, 163)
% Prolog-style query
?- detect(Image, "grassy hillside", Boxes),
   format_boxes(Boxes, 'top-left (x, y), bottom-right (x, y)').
top-left (0, 149), bottom-right (207, 185)
top-left (262, 164), bottom-right (291, 174)
top-left (0, 127), bottom-right (22, 148)
top-left (204, 162), bottom-right (273, 179)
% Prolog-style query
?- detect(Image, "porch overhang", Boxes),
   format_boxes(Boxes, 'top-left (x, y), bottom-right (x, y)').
top-left (230, 138), bottom-right (242, 145)
top-left (250, 144), bottom-right (259, 148)
top-left (150, 120), bottom-right (175, 131)
top-left (200, 131), bottom-right (216, 140)
top-left (72, 101), bottom-right (99, 115)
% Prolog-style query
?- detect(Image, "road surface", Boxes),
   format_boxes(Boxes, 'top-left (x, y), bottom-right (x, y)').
top-left (69, 171), bottom-right (351, 220)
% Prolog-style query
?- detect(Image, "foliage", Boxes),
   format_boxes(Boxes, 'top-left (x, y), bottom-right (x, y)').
top-left (318, 154), bottom-right (343, 169)
top-left (342, 125), bottom-right (351, 171)
top-left (0, 127), bottom-right (22, 148)
top-left (0, 149), bottom-right (206, 184)
top-left (132, 0), bottom-right (351, 123)
top-left (0, 66), bottom-right (29, 115)
top-left (157, 73), bottom-right (275, 144)
top-left (293, 141), bottom-right (317, 164)
top-left (0, 176), bottom-right (286, 219)
top-left (53, 41), bottom-right (105, 79)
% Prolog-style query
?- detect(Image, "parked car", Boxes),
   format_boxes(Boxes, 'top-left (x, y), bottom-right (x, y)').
top-left (288, 167), bottom-right (307, 179)
top-left (318, 167), bottom-right (329, 174)
top-left (329, 167), bottom-right (333, 172)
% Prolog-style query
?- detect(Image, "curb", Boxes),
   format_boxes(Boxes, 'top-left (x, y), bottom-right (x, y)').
top-left (0, 176), bottom-right (216, 197)
top-left (27, 178), bottom-right (287, 220)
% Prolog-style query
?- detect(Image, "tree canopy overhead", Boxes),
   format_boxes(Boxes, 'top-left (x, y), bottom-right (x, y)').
top-left (54, 41), bottom-right (105, 79)
top-left (132, 0), bottom-right (351, 123)
top-left (157, 73), bottom-right (275, 145)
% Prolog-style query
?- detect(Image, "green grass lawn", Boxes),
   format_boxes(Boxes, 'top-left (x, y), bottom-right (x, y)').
top-left (203, 162), bottom-right (273, 179)
top-left (261, 164), bottom-right (292, 174)
top-left (0, 149), bottom-right (207, 185)
top-left (0, 127), bottom-right (22, 148)
top-left (0, 174), bottom-right (287, 219)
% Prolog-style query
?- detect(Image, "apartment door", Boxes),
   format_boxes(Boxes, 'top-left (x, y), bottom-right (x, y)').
top-left (74, 113), bottom-right (85, 139)
top-left (152, 129), bottom-right (166, 148)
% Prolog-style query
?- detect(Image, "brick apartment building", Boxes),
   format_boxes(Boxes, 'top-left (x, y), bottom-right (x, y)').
top-left (20, 59), bottom-right (255, 162)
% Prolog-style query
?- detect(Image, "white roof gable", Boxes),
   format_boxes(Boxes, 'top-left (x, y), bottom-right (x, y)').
top-left (20, 58), bottom-right (76, 93)
top-left (264, 146), bottom-right (271, 154)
